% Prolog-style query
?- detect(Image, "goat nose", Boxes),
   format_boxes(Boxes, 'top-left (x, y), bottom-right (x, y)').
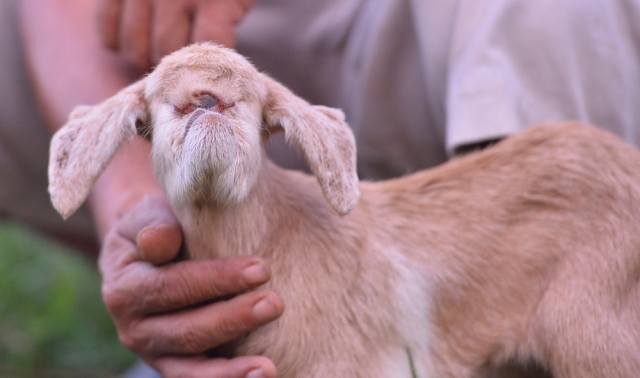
top-left (184, 108), bottom-right (207, 137)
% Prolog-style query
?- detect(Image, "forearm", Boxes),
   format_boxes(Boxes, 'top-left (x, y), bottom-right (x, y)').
top-left (88, 141), bottom-right (165, 239)
top-left (20, 0), bottom-right (163, 240)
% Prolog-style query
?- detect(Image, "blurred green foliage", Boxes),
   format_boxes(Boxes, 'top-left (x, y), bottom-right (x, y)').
top-left (0, 221), bottom-right (136, 376)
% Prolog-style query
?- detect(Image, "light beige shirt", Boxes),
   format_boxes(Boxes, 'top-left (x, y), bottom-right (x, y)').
top-left (239, 0), bottom-right (640, 179)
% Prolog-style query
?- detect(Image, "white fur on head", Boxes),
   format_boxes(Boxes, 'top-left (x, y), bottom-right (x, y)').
top-left (143, 43), bottom-right (266, 208)
top-left (48, 80), bottom-right (148, 219)
top-left (261, 75), bottom-right (360, 215)
top-left (48, 43), bottom-right (359, 218)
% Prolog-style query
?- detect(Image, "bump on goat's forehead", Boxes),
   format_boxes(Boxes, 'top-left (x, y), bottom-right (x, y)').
top-left (146, 43), bottom-right (261, 100)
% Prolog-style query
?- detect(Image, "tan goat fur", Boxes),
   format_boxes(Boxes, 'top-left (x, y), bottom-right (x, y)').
top-left (49, 43), bottom-right (640, 378)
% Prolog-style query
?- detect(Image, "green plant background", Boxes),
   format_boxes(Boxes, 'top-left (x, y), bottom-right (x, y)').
top-left (0, 221), bottom-right (136, 377)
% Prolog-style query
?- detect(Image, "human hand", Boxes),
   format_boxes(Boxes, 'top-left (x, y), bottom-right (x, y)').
top-left (97, 0), bottom-right (256, 71)
top-left (99, 195), bottom-right (283, 378)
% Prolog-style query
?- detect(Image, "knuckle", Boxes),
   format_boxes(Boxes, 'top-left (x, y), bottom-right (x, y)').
top-left (120, 319), bottom-right (154, 354)
top-left (197, 260), bottom-right (243, 296)
top-left (200, 270), bottom-right (228, 298)
top-left (153, 269), bottom-right (192, 309)
top-left (175, 320), bottom-right (208, 353)
top-left (102, 283), bottom-right (130, 315)
top-left (100, 233), bottom-right (129, 263)
top-left (214, 311), bottom-right (249, 344)
top-left (154, 266), bottom-right (221, 309)
top-left (117, 329), bottom-right (138, 352)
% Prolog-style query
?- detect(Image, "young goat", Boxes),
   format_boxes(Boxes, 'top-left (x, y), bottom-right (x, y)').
top-left (49, 43), bottom-right (640, 378)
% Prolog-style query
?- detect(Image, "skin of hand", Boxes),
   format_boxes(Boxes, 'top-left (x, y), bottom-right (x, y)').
top-left (97, 0), bottom-right (257, 71)
top-left (101, 195), bottom-right (282, 378)
top-left (19, 1), bottom-right (284, 376)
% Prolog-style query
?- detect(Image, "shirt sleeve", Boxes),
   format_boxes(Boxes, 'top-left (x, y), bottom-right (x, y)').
top-left (441, 0), bottom-right (640, 153)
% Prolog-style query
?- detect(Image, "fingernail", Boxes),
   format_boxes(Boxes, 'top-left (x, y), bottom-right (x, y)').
top-left (246, 368), bottom-right (266, 378)
top-left (136, 227), bottom-right (157, 252)
top-left (241, 263), bottom-right (269, 285)
top-left (252, 298), bottom-right (279, 322)
top-left (137, 226), bottom-right (154, 239)
top-left (137, 225), bottom-right (164, 242)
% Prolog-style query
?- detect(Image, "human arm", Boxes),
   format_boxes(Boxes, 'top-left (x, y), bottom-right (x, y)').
top-left (19, 0), bottom-right (282, 377)
top-left (19, 0), bottom-right (157, 240)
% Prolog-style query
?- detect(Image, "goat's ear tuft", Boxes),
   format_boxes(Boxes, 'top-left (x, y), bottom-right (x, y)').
top-left (48, 79), bottom-right (148, 219)
top-left (261, 74), bottom-right (359, 215)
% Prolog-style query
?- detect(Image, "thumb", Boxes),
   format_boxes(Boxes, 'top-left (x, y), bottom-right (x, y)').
top-left (123, 195), bottom-right (183, 265)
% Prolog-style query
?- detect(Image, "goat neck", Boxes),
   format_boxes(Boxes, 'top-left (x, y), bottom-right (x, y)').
top-left (170, 156), bottom-right (338, 261)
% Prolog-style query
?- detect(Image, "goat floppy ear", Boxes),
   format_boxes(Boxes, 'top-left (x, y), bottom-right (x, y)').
top-left (48, 79), bottom-right (148, 219)
top-left (262, 75), bottom-right (360, 215)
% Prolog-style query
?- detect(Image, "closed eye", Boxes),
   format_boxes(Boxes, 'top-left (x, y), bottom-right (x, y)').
top-left (197, 93), bottom-right (218, 109)
top-left (174, 93), bottom-right (234, 116)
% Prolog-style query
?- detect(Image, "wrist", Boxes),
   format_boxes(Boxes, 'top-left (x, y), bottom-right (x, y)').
top-left (89, 137), bottom-right (165, 240)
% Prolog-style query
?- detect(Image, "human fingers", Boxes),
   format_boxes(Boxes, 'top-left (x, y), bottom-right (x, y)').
top-left (102, 256), bottom-right (274, 316)
top-left (119, 0), bottom-right (152, 70)
top-left (128, 195), bottom-right (182, 265)
top-left (192, 0), bottom-right (257, 48)
top-left (151, 0), bottom-right (192, 66)
top-left (98, 195), bottom-right (182, 270)
top-left (154, 355), bottom-right (277, 378)
top-left (137, 222), bottom-right (183, 265)
top-left (99, 197), bottom-right (283, 367)
top-left (119, 289), bottom-right (284, 355)
top-left (99, 195), bottom-right (275, 315)
top-left (97, 0), bottom-right (122, 50)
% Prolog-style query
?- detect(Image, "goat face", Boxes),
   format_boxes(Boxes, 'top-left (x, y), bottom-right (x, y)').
top-left (144, 45), bottom-right (267, 208)
top-left (48, 43), bottom-right (360, 218)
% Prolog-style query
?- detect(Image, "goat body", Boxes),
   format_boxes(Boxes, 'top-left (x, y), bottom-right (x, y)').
top-left (177, 123), bottom-right (640, 378)
top-left (49, 43), bottom-right (640, 377)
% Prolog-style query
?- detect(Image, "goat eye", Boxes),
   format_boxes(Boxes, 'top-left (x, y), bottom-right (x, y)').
top-left (182, 104), bottom-right (196, 114)
top-left (197, 94), bottom-right (218, 110)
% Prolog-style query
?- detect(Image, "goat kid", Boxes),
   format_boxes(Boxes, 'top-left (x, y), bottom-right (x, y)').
top-left (49, 43), bottom-right (640, 378)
